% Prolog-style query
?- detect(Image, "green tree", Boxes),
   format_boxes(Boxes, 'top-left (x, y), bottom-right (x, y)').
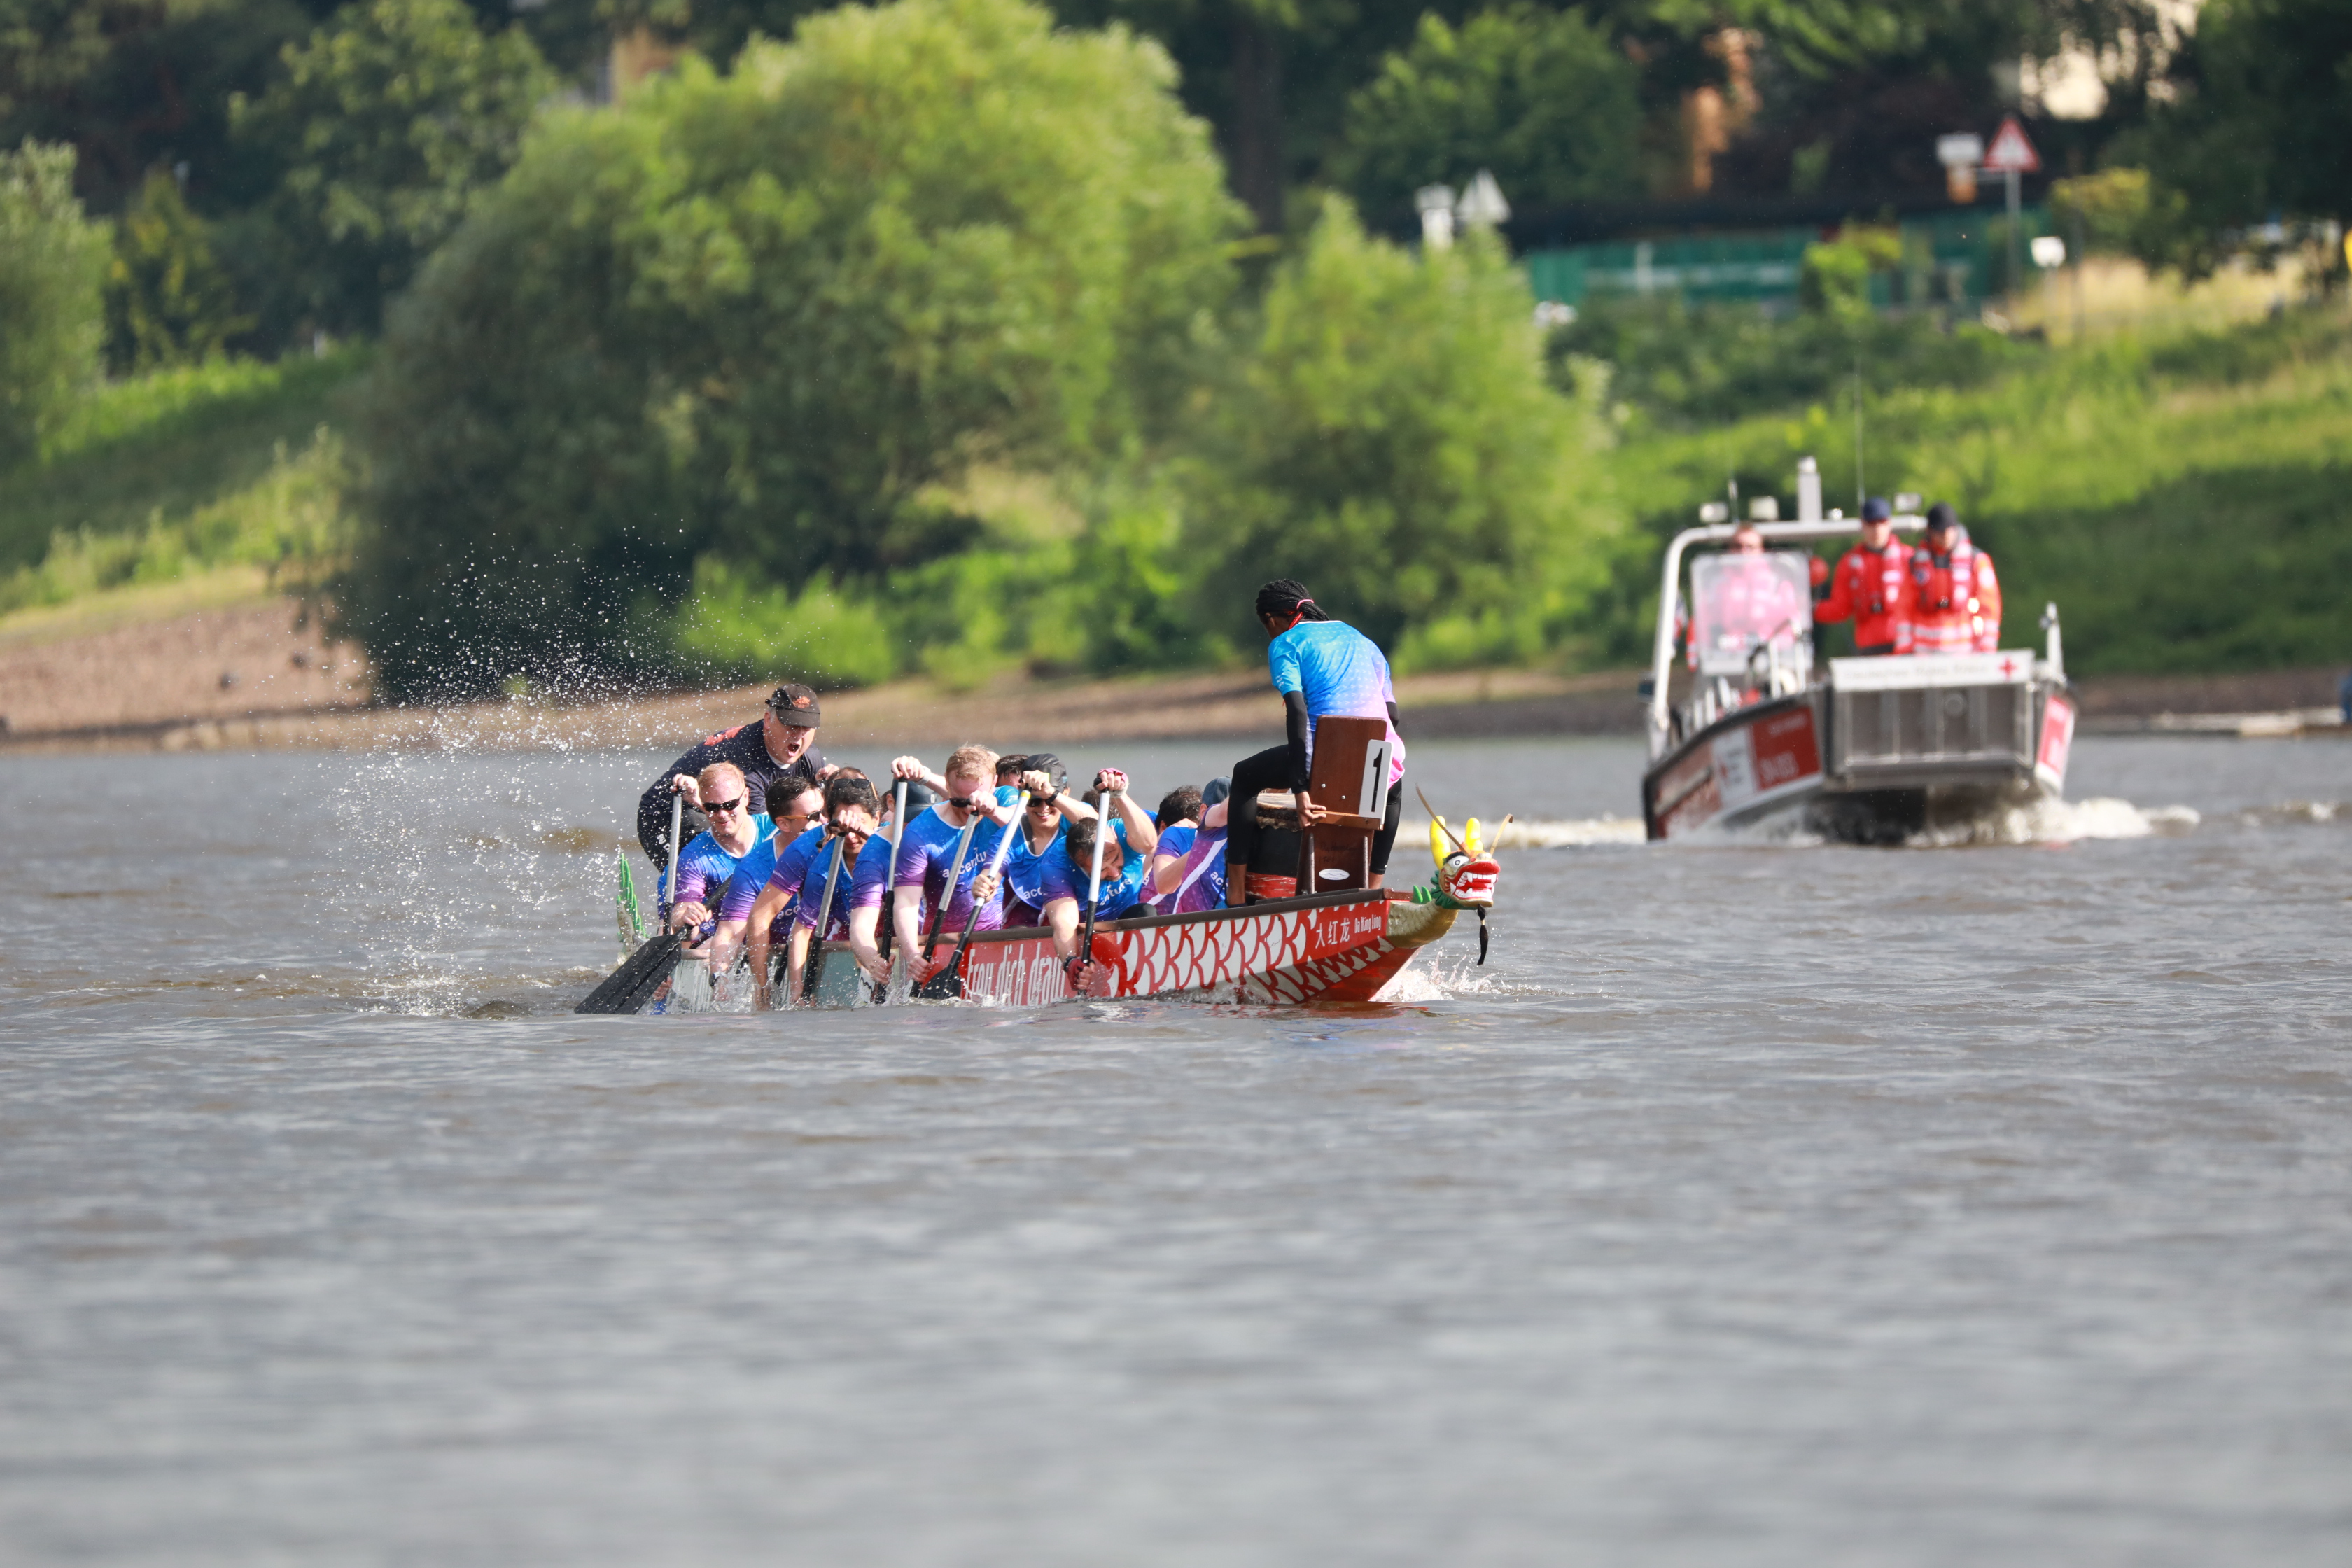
top-left (104, 169), bottom-right (254, 370)
top-left (2141, 0), bottom-right (2352, 250)
top-left (1195, 195), bottom-right (1610, 668)
top-left (0, 139), bottom-right (106, 466)
top-left (1334, 6), bottom-right (1643, 218)
top-left (232, 0), bottom-right (556, 333)
top-left (349, 0), bottom-right (1245, 698)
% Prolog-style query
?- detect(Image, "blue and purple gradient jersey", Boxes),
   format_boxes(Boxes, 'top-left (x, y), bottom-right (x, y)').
top-left (1039, 839), bottom-right (1151, 921)
top-left (790, 832), bottom-right (864, 939)
top-left (674, 813), bottom-right (771, 911)
top-left (711, 819), bottom-right (788, 927)
top-left (969, 784), bottom-right (1023, 864)
top-left (846, 827), bottom-right (902, 912)
top-left (1268, 620), bottom-right (1407, 784)
top-left (717, 822), bottom-right (825, 936)
top-left (1160, 823), bottom-right (1228, 913)
top-left (892, 806), bottom-right (1003, 934)
top-left (1144, 822), bottom-right (1197, 914)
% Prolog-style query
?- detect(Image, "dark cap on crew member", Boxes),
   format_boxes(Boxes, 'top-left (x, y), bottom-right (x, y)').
top-left (1023, 752), bottom-right (1070, 792)
top-left (1924, 502), bottom-right (1959, 533)
top-left (766, 682), bottom-right (822, 724)
top-left (1861, 497), bottom-right (1892, 523)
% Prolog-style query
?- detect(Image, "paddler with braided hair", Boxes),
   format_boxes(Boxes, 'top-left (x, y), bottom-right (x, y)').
top-left (1223, 580), bottom-right (1408, 906)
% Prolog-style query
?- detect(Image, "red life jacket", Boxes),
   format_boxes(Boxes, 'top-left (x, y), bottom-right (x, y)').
top-left (1815, 539), bottom-right (1912, 650)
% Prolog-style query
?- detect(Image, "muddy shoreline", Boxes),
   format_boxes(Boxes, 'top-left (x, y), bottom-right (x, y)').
top-left (0, 597), bottom-right (2341, 754)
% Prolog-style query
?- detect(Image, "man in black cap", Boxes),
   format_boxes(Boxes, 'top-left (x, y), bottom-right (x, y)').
top-left (1814, 496), bottom-right (1912, 657)
top-left (636, 682), bottom-right (834, 870)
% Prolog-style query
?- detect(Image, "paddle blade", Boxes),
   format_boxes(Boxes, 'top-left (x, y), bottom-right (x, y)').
top-left (575, 931), bottom-right (685, 1014)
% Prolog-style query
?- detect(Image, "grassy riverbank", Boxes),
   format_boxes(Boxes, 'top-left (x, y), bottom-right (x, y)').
top-left (1587, 304), bottom-right (2352, 676)
top-left (1, 306), bottom-right (2344, 706)
top-left (0, 349), bottom-right (366, 622)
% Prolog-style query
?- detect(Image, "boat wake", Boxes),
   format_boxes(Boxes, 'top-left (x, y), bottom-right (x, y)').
top-left (1905, 795), bottom-right (2203, 848)
top-left (1393, 817), bottom-right (1645, 850)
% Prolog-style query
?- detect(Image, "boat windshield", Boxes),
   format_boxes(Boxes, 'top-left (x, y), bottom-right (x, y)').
top-left (1688, 550), bottom-right (1812, 678)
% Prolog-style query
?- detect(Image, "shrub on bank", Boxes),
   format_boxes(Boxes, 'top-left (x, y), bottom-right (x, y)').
top-left (0, 143), bottom-right (109, 470)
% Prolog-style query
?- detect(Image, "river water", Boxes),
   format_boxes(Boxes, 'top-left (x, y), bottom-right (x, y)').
top-left (2, 734), bottom-right (2346, 1564)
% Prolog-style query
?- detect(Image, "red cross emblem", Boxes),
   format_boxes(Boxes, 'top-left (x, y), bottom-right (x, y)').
top-left (1998, 657), bottom-right (2017, 678)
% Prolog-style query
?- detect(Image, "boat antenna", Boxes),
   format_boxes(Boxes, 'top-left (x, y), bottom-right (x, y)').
top-left (1852, 356), bottom-right (1865, 507)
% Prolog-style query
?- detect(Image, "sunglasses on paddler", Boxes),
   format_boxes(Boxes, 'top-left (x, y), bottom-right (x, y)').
top-left (702, 796), bottom-right (746, 816)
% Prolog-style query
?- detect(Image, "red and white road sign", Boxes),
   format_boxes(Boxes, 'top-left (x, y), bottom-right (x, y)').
top-left (1983, 116), bottom-right (2040, 174)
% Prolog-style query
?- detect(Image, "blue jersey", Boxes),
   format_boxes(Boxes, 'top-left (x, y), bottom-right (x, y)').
top-left (1268, 620), bottom-right (1406, 783)
top-left (893, 806), bottom-right (1002, 933)
top-left (707, 816), bottom-right (785, 925)
top-left (675, 813), bottom-right (771, 911)
top-left (1039, 839), bottom-right (1150, 921)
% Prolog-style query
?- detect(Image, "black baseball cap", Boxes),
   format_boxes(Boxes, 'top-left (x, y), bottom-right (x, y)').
top-left (1023, 752), bottom-right (1069, 791)
top-left (766, 683), bottom-right (822, 724)
top-left (1861, 497), bottom-right (1892, 523)
top-left (1925, 502), bottom-right (1959, 533)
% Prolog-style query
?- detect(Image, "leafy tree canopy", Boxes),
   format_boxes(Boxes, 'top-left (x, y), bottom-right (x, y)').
top-left (1334, 6), bottom-right (1644, 218)
top-left (349, 0), bottom-right (1245, 698)
top-left (2141, 0), bottom-right (2352, 231)
top-left (1196, 195), bottom-right (1609, 668)
top-left (232, 0), bottom-right (555, 334)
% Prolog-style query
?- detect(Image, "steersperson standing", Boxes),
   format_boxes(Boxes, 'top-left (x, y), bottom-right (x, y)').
top-left (1222, 580), bottom-right (1407, 906)
top-left (634, 682), bottom-right (834, 872)
top-left (1813, 496), bottom-right (1912, 657)
top-left (1906, 503), bottom-right (2003, 654)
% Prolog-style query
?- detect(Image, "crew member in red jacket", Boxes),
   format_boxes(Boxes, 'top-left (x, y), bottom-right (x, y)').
top-left (1814, 496), bottom-right (1911, 655)
top-left (1907, 503), bottom-right (2003, 653)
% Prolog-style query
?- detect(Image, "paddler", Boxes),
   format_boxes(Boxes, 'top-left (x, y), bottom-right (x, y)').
top-left (846, 779), bottom-right (934, 984)
top-left (664, 763), bottom-right (776, 940)
top-left (1149, 783), bottom-right (1231, 914)
top-left (987, 756), bottom-right (1098, 928)
top-left (1223, 580), bottom-right (1408, 906)
top-left (1813, 497), bottom-right (1912, 656)
top-left (887, 748), bottom-right (1025, 986)
top-left (759, 774), bottom-right (884, 1004)
top-left (1040, 771), bottom-right (1161, 987)
top-left (704, 776), bottom-right (827, 947)
top-left (1907, 503), bottom-right (2003, 654)
top-left (739, 772), bottom-right (879, 958)
top-left (634, 682), bottom-right (833, 872)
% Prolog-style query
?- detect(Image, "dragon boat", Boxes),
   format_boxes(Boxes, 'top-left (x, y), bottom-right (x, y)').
top-left (578, 716), bottom-right (1500, 1015)
top-left (1639, 459), bottom-right (2076, 844)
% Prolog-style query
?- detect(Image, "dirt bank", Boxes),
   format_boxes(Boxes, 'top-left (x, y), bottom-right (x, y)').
top-left (0, 592), bottom-right (2339, 755)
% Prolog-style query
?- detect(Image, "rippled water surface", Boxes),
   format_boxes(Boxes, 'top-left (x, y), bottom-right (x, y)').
top-left (3, 735), bottom-right (2348, 1564)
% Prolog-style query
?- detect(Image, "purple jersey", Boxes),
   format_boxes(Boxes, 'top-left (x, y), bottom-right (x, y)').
top-left (892, 806), bottom-right (1003, 934)
top-left (672, 814), bottom-right (772, 910)
top-left (1268, 620), bottom-right (1406, 784)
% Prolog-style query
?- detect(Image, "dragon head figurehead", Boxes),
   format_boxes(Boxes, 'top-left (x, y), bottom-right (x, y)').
top-left (1436, 850), bottom-right (1498, 909)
